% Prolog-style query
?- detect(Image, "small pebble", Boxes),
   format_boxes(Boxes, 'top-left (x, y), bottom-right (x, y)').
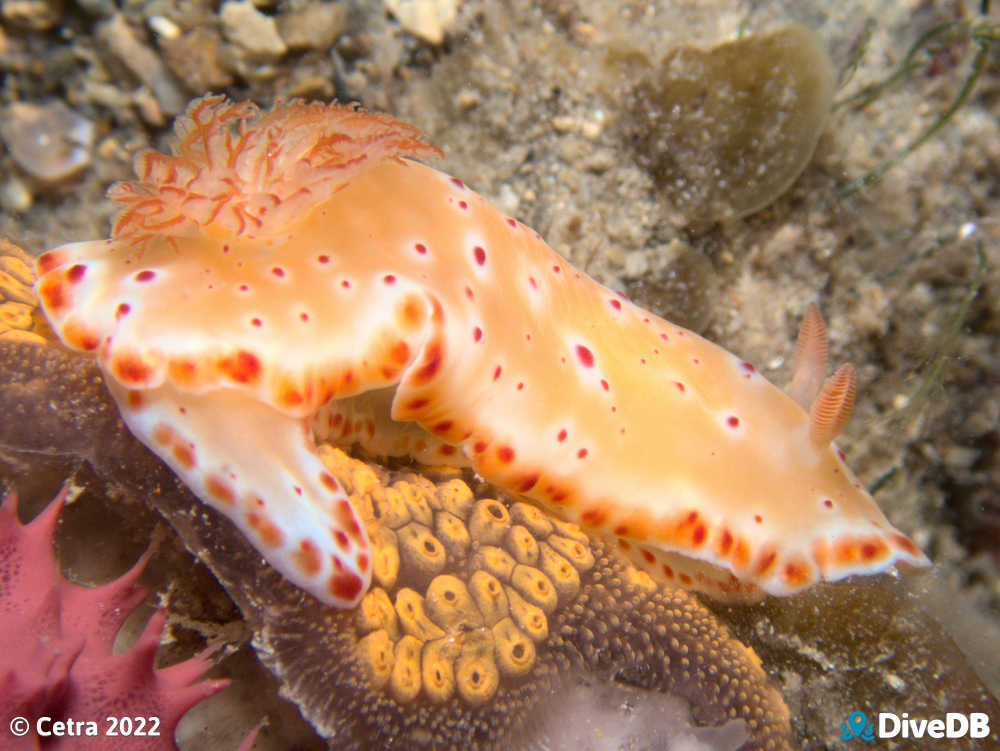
top-left (551, 116), bottom-right (575, 134)
top-left (98, 14), bottom-right (187, 115)
top-left (2, 0), bottom-right (62, 30)
top-left (277, 2), bottom-right (347, 51)
top-left (220, 1), bottom-right (288, 58)
top-left (146, 15), bottom-right (179, 41)
top-left (160, 27), bottom-right (234, 92)
top-left (384, 0), bottom-right (459, 45)
top-left (454, 88), bottom-right (480, 111)
top-left (0, 177), bottom-right (32, 213)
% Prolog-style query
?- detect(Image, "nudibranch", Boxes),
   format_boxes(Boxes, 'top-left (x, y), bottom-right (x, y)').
top-left (34, 95), bottom-right (928, 607)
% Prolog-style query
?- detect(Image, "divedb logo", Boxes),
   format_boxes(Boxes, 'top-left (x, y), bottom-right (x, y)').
top-left (841, 710), bottom-right (991, 741)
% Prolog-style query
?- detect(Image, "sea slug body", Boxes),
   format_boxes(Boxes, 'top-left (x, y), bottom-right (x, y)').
top-left (34, 96), bottom-right (929, 607)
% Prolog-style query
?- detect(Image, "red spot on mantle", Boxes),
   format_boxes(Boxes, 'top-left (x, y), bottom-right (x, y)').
top-left (320, 472), bottom-right (340, 493)
top-left (219, 350), bottom-right (260, 384)
top-left (575, 345), bottom-right (594, 367)
top-left (135, 270), bottom-right (156, 282)
top-left (336, 499), bottom-right (363, 543)
top-left (473, 246), bottom-right (486, 266)
top-left (517, 474), bottom-right (539, 492)
top-left (580, 507), bottom-right (607, 527)
top-left (37, 250), bottom-right (64, 274)
top-left (497, 446), bottom-right (515, 463)
top-left (334, 530), bottom-right (350, 550)
top-left (718, 529), bottom-right (734, 555)
top-left (754, 549), bottom-right (777, 576)
top-left (411, 340), bottom-right (443, 384)
top-left (329, 572), bottom-right (363, 602)
top-left (67, 264), bottom-right (87, 283)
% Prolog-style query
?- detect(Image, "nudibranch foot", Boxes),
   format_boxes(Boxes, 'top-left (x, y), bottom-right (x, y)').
top-left (105, 378), bottom-right (371, 607)
top-left (313, 387), bottom-right (471, 467)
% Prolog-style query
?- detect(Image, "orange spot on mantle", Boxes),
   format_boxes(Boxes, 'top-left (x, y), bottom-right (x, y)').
top-left (292, 539), bottom-right (322, 576)
top-left (246, 511), bottom-right (284, 547)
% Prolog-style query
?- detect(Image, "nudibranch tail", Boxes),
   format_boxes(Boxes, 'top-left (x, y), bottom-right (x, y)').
top-left (104, 378), bottom-right (371, 607)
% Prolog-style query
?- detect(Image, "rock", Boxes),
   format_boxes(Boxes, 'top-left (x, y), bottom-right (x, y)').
top-left (220, 1), bottom-right (287, 58)
top-left (1, 0), bottom-right (62, 30)
top-left (0, 101), bottom-right (93, 183)
top-left (277, 2), bottom-right (347, 51)
top-left (0, 177), bottom-right (32, 213)
top-left (97, 14), bottom-right (188, 116)
top-left (384, 0), bottom-right (460, 45)
top-left (160, 27), bottom-right (234, 92)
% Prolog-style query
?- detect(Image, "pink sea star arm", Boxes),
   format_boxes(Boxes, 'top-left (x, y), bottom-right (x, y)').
top-left (105, 378), bottom-right (371, 607)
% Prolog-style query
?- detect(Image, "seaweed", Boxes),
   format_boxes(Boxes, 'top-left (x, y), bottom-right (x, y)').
top-left (868, 238), bottom-right (987, 497)
top-left (837, 16), bottom-right (999, 198)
